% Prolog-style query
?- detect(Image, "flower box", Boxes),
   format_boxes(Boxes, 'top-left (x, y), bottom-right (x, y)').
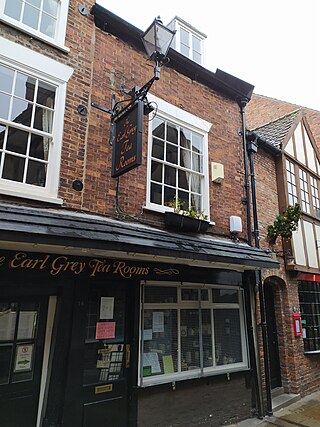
top-left (164, 212), bottom-right (210, 233)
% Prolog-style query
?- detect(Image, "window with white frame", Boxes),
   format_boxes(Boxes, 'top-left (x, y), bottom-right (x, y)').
top-left (0, 37), bottom-right (73, 203)
top-left (140, 283), bottom-right (248, 386)
top-left (0, 0), bottom-right (70, 49)
top-left (167, 18), bottom-right (206, 66)
top-left (147, 95), bottom-right (211, 216)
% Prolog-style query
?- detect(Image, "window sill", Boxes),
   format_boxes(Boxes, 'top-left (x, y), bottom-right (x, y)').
top-left (304, 350), bottom-right (320, 355)
top-left (0, 187), bottom-right (63, 205)
top-left (139, 364), bottom-right (249, 387)
top-left (0, 16), bottom-right (70, 53)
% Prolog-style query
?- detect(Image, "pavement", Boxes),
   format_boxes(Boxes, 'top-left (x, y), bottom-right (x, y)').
top-left (228, 390), bottom-right (320, 427)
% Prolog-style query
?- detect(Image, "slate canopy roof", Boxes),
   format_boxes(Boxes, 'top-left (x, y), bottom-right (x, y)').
top-left (0, 203), bottom-right (278, 270)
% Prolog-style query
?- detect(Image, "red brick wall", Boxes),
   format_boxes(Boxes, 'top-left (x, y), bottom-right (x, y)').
top-left (0, 0), bottom-right (249, 238)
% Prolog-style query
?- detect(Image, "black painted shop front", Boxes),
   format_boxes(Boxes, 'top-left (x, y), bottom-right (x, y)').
top-left (0, 250), bottom-right (256, 427)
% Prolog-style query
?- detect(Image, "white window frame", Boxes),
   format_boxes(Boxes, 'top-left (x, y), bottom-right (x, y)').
top-left (0, 37), bottom-right (73, 204)
top-left (0, 0), bottom-right (70, 52)
top-left (146, 94), bottom-right (211, 219)
top-left (138, 281), bottom-right (249, 387)
top-left (173, 21), bottom-right (205, 66)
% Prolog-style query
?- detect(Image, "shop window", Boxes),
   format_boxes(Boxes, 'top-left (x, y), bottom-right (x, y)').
top-left (299, 281), bottom-right (320, 353)
top-left (147, 95), bottom-right (211, 217)
top-left (0, 37), bottom-right (73, 203)
top-left (0, 0), bottom-right (70, 50)
top-left (140, 283), bottom-right (248, 386)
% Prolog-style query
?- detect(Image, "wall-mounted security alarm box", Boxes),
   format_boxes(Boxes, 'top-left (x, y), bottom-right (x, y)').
top-left (230, 216), bottom-right (242, 233)
top-left (211, 162), bottom-right (224, 183)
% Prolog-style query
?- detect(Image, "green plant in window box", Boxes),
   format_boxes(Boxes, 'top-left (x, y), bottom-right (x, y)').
top-left (165, 196), bottom-right (209, 232)
top-left (267, 203), bottom-right (301, 244)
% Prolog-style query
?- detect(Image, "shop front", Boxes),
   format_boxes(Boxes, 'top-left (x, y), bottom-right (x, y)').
top-left (0, 204), bottom-right (278, 426)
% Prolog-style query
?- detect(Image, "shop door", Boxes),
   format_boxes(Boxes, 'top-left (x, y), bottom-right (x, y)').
top-left (0, 296), bottom-right (48, 427)
top-left (63, 282), bottom-right (134, 427)
top-left (264, 285), bottom-right (282, 389)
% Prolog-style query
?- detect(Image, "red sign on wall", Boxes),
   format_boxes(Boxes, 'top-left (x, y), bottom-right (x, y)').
top-left (111, 100), bottom-right (143, 177)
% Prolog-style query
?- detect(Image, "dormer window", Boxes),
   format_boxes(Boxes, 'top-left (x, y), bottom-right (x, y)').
top-left (167, 17), bottom-right (206, 66)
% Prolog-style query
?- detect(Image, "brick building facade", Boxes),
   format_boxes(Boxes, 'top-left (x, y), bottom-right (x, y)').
top-left (0, 2), bottom-right (280, 426)
top-left (247, 95), bottom-right (320, 398)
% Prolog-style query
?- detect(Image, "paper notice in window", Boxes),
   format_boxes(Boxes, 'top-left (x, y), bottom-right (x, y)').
top-left (100, 297), bottom-right (114, 320)
top-left (152, 311), bottom-right (164, 333)
top-left (96, 322), bottom-right (116, 339)
top-left (143, 352), bottom-right (161, 374)
top-left (143, 329), bottom-right (153, 340)
top-left (162, 355), bottom-right (174, 374)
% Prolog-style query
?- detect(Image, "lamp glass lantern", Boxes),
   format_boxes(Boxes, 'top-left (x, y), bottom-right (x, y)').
top-left (142, 17), bottom-right (176, 65)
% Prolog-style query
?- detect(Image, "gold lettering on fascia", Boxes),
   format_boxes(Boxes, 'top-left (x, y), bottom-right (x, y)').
top-left (4, 252), bottom-right (151, 278)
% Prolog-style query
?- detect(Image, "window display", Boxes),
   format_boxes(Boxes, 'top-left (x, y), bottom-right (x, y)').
top-left (140, 284), bottom-right (248, 386)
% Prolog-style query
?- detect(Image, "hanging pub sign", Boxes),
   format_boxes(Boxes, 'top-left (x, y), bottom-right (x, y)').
top-left (111, 100), bottom-right (143, 178)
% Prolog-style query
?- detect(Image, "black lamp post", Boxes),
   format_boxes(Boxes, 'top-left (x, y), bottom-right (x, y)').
top-left (92, 17), bottom-right (175, 119)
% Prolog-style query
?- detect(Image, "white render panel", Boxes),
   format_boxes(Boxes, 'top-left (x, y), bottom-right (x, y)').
top-left (292, 220), bottom-right (307, 266)
top-left (304, 220), bottom-right (318, 269)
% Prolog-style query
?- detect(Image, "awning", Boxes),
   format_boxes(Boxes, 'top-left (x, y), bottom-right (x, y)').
top-left (0, 203), bottom-right (279, 271)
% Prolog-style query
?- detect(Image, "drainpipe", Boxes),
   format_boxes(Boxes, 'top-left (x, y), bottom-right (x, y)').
top-left (247, 134), bottom-right (273, 416)
top-left (238, 98), bottom-right (252, 246)
top-left (237, 97), bottom-right (263, 419)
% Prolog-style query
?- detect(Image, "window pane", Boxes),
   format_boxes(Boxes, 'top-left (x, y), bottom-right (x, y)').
top-left (178, 169), bottom-right (189, 190)
top-left (192, 153), bottom-right (202, 172)
top-left (4, 0), bottom-right (22, 20)
top-left (10, 98), bottom-right (33, 127)
top-left (0, 345), bottom-right (13, 385)
top-left (17, 302), bottom-right (39, 340)
top-left (37, 81), bottom-right (56, 107)
top-left (180, 128), bottom-right (191, 149)
top-left (191, 193), bottom-right (201, 212)
top-left (22, 3), bottom-right (40, 30)
top-left (180, 28), bottom-right (189, 45)
top-left (167, 123), bottom-right (178, 144)
top-left (164, 186), bottom-right (175, 206)
top-left (40, 13), bottom-right (56, 37)
top-left (0, 303), bottom-right (17, 341)
top-left (2, 154), bottom-right (25, 182)
top-left (145, 286), bottom-right (177, 304)
top-left (166, 143), bottom-right (178, 164)
top-left (164, 164), bottom-right (176, 186)
top-left (0, 125), bottom-right (6, 149)
top-left (214, 309), bottom-right (242, 365)
top-left (151, 160), bottom-right (162, 183)
top-left (180, 148), bottom-right (191, 168)
top-left (213, 288), bottom-right (239, 303)
top-left (190, 173), bottom-right (201, 193)
top-left (192, 133), bottom-right (203, 153)
top-left (34, 107), bottom-right (54, 133)
top-left (0, 65), bottom-right (14, 94)
top-left (15, 73), bottom-right (35, 101)
top-left (26, 160), bottom-right (47, 187)
top-left (30, 134), bottom-right (49, 160)
top-left (28, 0), bottom-right (41, 7)
top-left (150, 182), bottom-right (162, 205)
top-left (152, 118), bottom-right (165, 139)
top-left (143, 309), bottom-right (178, 377)
top-left (6, 127), bottom-right (28, 154)
top-left (152, 139), bottom-right (164, 160)
top-left (180, 44), bottom-right (189, 57)
top-left (181, 309), bottom-right (200, 371)
top-left (192, 35), bottom-right (201, 52)
top-left (0, 93), bottom-right (11, 120)
top-left (178, 190), bottom-right (189, 208)
top-left (43, 0), bottom-right (58, 16)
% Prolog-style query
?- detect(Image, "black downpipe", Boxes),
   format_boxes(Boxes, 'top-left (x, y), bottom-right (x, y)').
top-left (247, 136), bottom-right (273, 416)
top-left (238, 98), bottom-right (252, 246)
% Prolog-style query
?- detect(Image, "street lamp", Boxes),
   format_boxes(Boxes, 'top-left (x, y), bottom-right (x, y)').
top-left (92, 17), bottom-right (175, 119)
top-left (142, 16), bottom-right (176, 81)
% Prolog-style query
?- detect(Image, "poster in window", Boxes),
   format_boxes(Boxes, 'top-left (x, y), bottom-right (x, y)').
top-left (100, 297), bottom-right (114, 320)
top-left (152, 311), bottom-right (164, 333)
top-left (96, 322), bottom-right (116, 339)
top-left (14, 344), bottom-right (33, 372)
